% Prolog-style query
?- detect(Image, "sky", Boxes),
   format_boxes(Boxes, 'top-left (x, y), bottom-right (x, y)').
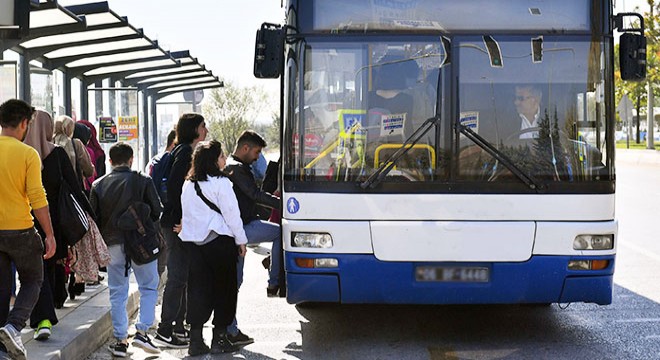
top-left (616, 0), bottom-right (650, 12)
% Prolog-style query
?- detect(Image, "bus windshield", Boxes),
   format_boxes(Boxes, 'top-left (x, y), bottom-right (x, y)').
top-left (284, 34), bottom-right (610, 191)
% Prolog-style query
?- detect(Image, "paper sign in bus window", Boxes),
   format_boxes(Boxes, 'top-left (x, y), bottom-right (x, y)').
top-left (380, 113), bottom-right (406, 137)
top-left (459, 111), bottom-right (479, 133)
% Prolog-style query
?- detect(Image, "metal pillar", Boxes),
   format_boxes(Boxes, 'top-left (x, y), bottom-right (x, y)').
top-left (80, 79), bottom-right (89, 119)
top-left (150, 93), bottom-right (159, 156)
top-left (141, 90), bottom-right (150, 166)
top-left (19, 51), bottom-right (30, 103)
top-left (63, 70), bottom-right (72, 116)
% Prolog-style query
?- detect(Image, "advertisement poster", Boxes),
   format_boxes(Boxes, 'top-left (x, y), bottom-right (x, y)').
top-left (118, 116), bottom-right (138, 141)
top-left (99, 117), bottom-right (117, 143)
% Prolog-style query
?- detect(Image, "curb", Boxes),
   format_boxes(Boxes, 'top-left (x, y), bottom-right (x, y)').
top-left (21, 283), bottom-right (140, 360)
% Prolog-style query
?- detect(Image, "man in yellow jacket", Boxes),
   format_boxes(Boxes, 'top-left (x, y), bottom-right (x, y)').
top-left (0, 99), bottom-right (56, 360)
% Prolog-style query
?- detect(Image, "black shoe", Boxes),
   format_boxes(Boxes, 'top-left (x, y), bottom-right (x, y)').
top-left (173, 329), bottom-right (190, 342)
top-left (67, 277), bottom-right (76, 301)
top-left (227, 330), bottom-right (254, 346)
top-left (262, 256), bottom-right (271, 269)
top-left (211, 333), bottom-right (241, 354)
top-left (73, 282), bottom-right (85, 296)
top-left (153, 330), bottom-right (189, 349)
top-left (188, 340), bottom-right (210, 356)
top-left (107, 342), bottom-right (128, 357)
top-left (267, 285), bottom-right (279, 297)
top-left (132, 331), bottom-right (161, 354)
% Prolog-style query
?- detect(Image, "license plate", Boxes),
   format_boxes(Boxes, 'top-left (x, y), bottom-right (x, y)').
top-left (415, 266), bottom-right (490, 282)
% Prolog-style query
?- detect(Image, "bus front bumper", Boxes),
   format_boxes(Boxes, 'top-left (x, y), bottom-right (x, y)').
top-left (284, 254), bottom-right (614, 305)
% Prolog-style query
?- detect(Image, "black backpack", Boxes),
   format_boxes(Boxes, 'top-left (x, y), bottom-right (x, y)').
top-left (149, 151), bottom-right (173, 205)
top-left (117, 172), bottom-right (162, 270)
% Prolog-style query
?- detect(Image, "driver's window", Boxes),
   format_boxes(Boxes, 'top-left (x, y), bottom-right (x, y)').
top-left (456, 35), bottom-right (605, 182)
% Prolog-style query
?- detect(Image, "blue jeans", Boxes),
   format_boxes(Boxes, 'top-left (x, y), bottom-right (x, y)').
top-left (239, 219), bottom-right (281, 288)
top-left (228, 219), bottom-right (281, 335)
top-left (107, 244), bottom-right (159, 340)
top-left (0, 228), bottom-right (43, 332)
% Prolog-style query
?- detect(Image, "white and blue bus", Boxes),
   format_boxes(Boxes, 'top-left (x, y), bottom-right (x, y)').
top-left (254, 0), bottom-right (645, 305)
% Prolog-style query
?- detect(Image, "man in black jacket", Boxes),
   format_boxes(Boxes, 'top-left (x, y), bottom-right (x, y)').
top-left (224, 130), bottom-right (281, 346)
top-left (90, 142), bottom-right (162, 357)
top-left (154, 113), bottom-right (207, 349)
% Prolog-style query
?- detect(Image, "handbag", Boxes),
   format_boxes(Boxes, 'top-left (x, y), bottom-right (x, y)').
top-left (71, 213), bottom-right (110, 283)
top-left (57, 151), bottom-right (90, 246)
top-left (117, 172), bottom-right (162, 266)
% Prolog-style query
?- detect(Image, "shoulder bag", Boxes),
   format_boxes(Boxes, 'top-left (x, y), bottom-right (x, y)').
top-left (57, 150), bottom-right (90, 246)
top-left (193, 180), bottom-right (222, 215)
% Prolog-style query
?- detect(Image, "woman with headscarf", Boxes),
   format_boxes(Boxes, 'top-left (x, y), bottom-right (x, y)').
top-left (53, 116), bottom-right (94, 191)
top-left (77, 119), bottom-right (106, 180)
top-left (73, 122), bottom-right (96, 194)
top-left (23, 110), bottom-right (94, 341)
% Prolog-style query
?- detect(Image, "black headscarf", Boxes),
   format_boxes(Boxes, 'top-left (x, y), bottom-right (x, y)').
top-left (73, 122), bottom-right (92, 145)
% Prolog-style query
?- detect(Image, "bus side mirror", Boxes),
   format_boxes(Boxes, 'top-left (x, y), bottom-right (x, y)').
top-left (254, 23), bottom-right (284, 79)
top-left (614, 12), bottom-right (647, 82)
top-left (620, 33), bottom-right (646, 81)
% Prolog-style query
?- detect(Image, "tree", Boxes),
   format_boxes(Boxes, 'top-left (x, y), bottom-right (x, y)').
top-left (202, 81), bottom-right (269, 150)
top-left (265, 111), bottom-right (281, 151)
top-left (615, 44), bottom-right (647, 143)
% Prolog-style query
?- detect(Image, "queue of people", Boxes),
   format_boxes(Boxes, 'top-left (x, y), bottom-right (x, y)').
top-left (0, 98), bottom-right (282, 359)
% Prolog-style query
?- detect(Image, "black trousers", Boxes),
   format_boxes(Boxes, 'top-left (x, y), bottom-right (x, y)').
top-left (185, 235), bottom-right (238, 330)
top-left (29, 262), bottom-right (59, 328)
top-left (159, 228), bottom-right (189, 333)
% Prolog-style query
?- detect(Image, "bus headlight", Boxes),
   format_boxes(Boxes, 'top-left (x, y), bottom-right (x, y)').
top-left (292, 232), bottom-right (333, 248)
top-left (573, 234), bottom-right (614, 250)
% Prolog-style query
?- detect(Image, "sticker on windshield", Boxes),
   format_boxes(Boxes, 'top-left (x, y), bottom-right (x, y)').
top-left (459, 111), bottom-right (479, 134)
top-left (287, 197), bottom-right (300, 214)
top-left (380, 113), bottom-right (406, 137)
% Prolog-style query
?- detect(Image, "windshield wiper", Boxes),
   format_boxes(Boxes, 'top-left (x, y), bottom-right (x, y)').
top-left (360, 115), bottom-right (440, 189)
top-left (458, 124), bottom-right (544, 191)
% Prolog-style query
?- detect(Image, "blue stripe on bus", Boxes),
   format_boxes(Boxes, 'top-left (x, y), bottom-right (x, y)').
top-left (284, 254), bottom-right (614, 305)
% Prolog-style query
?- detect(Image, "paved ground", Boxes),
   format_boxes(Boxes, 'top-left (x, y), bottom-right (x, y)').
top-left (2, 147), bottom-right (659, 360)
top-left (86, 244), bottom-right (278, 360)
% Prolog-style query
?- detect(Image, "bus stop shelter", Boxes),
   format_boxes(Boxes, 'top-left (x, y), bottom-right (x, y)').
top-left (1, 0), bottom-right (223, 167)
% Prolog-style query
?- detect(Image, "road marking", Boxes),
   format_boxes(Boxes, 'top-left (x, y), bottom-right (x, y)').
top-left (615, 318), bottom-right (660, 323)
top-left (240, 323), bottom-right (303, 330)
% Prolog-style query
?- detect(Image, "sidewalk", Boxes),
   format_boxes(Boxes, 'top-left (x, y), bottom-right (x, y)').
top-left (617, 148), bottom-right (660, 165)
top-left (1, 279), bottom-right (140, 360)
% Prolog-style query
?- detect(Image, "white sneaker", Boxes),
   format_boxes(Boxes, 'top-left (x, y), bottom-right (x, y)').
top-left (0, 324), bottom-right (26, 360)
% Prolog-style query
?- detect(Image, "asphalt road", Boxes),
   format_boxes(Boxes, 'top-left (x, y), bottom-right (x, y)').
top-left (87, 159), bottom-right (660, 360)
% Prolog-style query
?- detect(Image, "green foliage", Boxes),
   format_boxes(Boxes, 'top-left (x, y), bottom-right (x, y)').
top-left (202, 81), bottom-right (270, 151)
top-left (252, 111), bottom-right (281, 151)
